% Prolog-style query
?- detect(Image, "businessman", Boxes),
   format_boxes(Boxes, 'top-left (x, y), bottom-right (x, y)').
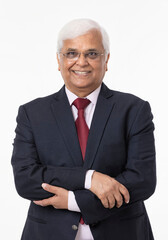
top-left (11, 19), bottom-right (156, 240)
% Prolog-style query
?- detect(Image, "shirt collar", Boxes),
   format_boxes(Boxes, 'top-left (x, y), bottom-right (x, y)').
top-left (65, 84), bottom-right (101, 106)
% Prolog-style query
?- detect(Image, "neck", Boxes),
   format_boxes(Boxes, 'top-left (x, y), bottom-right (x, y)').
top-left (65, 85), bottom-right (101, 98)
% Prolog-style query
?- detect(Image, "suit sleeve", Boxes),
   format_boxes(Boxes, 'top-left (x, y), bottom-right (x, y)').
top-left (74, 101), bottom-right (156, 225)
top-left (11, 105), bottom-right (87, 201)
top-left (115, 101), bottom-right (156, 201)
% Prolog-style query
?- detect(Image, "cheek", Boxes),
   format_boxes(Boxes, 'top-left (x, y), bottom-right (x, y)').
top-left (63, 62), bottom-right (75, 73)
top-left (60, 64), bottom-right (71, 76)
top-left (94, 65), bottom-right (106, 76)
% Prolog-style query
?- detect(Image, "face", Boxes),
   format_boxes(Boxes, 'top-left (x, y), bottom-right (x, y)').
top-left (57, 30), bottom-right (110, 97)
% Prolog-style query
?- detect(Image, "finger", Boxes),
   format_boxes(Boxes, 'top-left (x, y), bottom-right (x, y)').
top-left (33, 200), bottom-right (43, 206)
top-left (113, 193), bottom-right (123, 208)
top-left (107, 194), bottom-right (115, 209)
top-left (42, 183), bottom-right (59, 194)
top-left (34, 197), bottom-right (52, 207)
top-left (100, 197), bottom-right (109, 208)
top-left (119, 185), bottom-right (130, 204)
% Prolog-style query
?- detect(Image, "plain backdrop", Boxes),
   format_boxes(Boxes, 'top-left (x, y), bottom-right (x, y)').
top-left (0, 0), bottom-right (167, 239)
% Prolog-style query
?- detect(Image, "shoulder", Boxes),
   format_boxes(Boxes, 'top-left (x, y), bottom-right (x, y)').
top-left (102, 84), bottom-right (152, 118)
top-left (16, 92), bottom-right (57, 120)
top-left (102, 83), bottom-right (146, 106)
top-left (112, 89), bottom-right (145, 105)
top-left (111, 90), bottom-right (153, 129)
top-left (112, 89), bottom-right (152, 115)
top-left (19, 85), bottom-right (65, 112)
top-left (22, 92), bottom-right (56, 109)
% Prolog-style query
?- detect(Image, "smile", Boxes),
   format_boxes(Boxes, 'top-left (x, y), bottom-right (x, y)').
top-left (72, 70), bottom-right (91, 76)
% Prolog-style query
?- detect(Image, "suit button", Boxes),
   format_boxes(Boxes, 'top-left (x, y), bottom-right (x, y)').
top-left (72, 225), bottom-right (78, 231)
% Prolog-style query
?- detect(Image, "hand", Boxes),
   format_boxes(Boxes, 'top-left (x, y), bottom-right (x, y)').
top-left (90, 172), bottom-right (130, 209)
top-left (33, 183), bottom-right (68, 209)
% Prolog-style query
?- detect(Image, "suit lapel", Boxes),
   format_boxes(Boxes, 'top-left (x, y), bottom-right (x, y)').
top-left (50, 84), bottom-right (115, 168)
top-left (84, 83), bottom-right (115, 169)
top-left (51, 86), bottom-right (83, 166)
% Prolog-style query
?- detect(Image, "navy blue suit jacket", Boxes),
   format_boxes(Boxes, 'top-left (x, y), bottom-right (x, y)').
top-left (11, 83), bottom-right (156, 240)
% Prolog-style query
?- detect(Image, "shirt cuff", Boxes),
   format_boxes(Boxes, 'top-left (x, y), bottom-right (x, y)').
top-left (84, 170), bottom-right (95, 189)
top-left (68, 191), bottom-right (81, 212)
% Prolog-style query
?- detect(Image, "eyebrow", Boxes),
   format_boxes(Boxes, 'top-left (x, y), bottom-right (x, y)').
top-left (66, 48), bottom-right (77, 51)
top-left (66, 48), bottom-right (99, 52)
top-left (87, 49), bottom-right (98, 52)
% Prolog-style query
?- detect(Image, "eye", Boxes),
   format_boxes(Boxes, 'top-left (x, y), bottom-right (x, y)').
top-left (87, 52), bottom-right (99, 59)
top-left (65, 52), bottom-right (78, 59)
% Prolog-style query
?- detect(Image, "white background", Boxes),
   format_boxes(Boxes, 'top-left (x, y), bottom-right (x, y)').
top-left (0, 0), bottom-right (167, 239)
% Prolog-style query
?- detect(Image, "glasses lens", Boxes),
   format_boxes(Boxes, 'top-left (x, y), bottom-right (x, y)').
top-left (87, 52), bottom-right (100, 60)
top-left (65, 52), bottom-right (79, 59)
top-left (61, 51), bottom-right (103, 61)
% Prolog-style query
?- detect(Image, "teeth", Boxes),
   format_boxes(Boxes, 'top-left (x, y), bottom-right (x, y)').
top-left (74, 71), bottom-right (90, 75)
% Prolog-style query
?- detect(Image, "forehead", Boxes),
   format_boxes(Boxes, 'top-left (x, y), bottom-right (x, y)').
top-left (62, 30), bottom-right (104, 51)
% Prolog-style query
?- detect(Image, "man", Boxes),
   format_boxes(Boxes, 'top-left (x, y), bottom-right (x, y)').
top-left (11, 19), bottom-right (156, 240)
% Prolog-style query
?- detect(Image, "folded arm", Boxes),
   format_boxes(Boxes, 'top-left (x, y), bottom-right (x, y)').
top-left (74, 101), bottom-right (156, 224)
top-left (13, 101), bottom-right (156, 225)
top-left (11, 105), bottom-right (87, 201)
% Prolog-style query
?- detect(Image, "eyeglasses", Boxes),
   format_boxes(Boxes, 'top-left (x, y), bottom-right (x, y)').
top-left (59, 51), bottom-right (105, 61)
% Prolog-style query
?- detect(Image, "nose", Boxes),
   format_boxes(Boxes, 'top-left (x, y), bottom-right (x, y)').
top-left (75, 53), bottom-right (89, 66)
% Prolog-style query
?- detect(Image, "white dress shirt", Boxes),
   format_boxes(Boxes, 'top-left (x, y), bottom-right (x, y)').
top-left (65, 85), bottom-right (101, 240)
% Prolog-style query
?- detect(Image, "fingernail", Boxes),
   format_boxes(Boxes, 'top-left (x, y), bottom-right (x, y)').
top-left (126, 200), bottom-right (129, 204)
top-left (42, 183), bottom-right (47, 189)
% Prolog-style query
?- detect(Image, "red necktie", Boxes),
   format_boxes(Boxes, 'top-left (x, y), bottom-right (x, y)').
top-left (73, 98), bottom-right (90, 225)
top-left (73, 98), bottom-right (91, 160)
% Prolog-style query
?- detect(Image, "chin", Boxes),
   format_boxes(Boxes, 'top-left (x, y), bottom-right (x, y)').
top-left (74, 82), bottom-right (94, 90)
top-left (71, 80), bottom-right (90, 88)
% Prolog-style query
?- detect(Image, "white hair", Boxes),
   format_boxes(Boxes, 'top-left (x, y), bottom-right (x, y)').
top-left (57, 18), bottom-right (110, 55)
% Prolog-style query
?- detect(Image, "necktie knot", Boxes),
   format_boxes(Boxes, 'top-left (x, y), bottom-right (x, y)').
top-left (73, 98), bottom-right (90, 110)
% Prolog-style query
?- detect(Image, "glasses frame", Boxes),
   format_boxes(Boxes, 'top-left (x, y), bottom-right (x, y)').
top-left (58, 51), bottom-right (105, 61)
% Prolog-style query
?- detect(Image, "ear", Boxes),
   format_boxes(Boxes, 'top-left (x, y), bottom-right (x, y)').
top-left (56, 53), bottom-right (61, 71)
top-left (105, 53), bottom-right (110, 71)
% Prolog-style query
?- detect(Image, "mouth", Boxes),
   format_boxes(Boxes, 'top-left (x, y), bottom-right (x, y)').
top-left (72, 70), bottom-right (91, 76)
